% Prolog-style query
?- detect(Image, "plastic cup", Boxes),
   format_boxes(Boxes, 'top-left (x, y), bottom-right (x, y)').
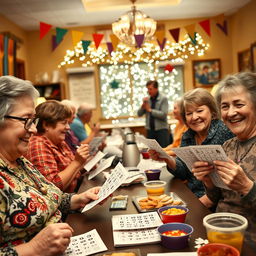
top-left (203, 212), bottom-right (248, 252)
top-left (144, 169), bottom-right (161, 181)
top-left (144, 180), bottom-right (166, 197)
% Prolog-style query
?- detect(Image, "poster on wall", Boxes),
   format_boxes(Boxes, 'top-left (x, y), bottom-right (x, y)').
top-left (67, 67), bottom-right (96, 108)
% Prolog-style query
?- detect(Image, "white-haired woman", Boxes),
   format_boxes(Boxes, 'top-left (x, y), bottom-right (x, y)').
top-left (0, 76), bottom-right (101, 255)
top-left (192, 72), bottom-right (256, 249)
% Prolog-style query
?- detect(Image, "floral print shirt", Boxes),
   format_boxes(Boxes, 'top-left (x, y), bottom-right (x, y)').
top-left (0, 157), bottom-right (72, 255)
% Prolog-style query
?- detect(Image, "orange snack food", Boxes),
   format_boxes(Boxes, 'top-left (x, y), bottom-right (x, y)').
top-left (162, 229), bottom-right (188, 237)
top-left (162, 208), bottom-right (186, 215)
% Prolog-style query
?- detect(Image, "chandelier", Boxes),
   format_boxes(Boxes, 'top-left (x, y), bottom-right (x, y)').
top-left (112, 0), bottom-right (157, 46)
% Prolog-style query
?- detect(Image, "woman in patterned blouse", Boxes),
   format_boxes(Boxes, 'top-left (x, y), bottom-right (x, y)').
top-left (0, 76), bottom-right (102, 255)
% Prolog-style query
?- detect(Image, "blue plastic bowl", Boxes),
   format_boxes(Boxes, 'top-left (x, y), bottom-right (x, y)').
top-left (157, 223), bottom-right (193, 249)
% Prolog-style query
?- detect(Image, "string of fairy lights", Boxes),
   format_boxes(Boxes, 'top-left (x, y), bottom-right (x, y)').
top-left (58, 33), bottom-right (209, 68)
top-left (99, 61), bottom-right (183, 118)
top-left (59, 33), bottom-right (208, 119)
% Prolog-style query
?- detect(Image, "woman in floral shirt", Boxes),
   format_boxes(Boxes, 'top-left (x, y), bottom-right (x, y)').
top-left (0, 76), bottom-right (101, 256)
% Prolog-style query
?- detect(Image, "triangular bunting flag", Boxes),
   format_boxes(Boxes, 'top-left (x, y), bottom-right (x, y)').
top-left (56, 27), bottom-right (68, 44)
top-left (93, 33), bottom-right (104, 49)
top-left (199, 19), bottom-right (211, 36)
top-left (169, 28), bottom-right (180, 43)
top-left (214, 14), bottom-right (225, 25)
top-left (134, 34), bottom-right (144, 48)
top-left (52, 35), bottom-right (58, 51)
top-left (216, 20), bottom-right (228, 36)
top-left (110, 34), bottom-right (119, 50)
top-left (107, 42), bottom-right (113, 55)
top-left (189, 32), bottom-right (197, 45)
top-left (82, 40), bottom-right (91, 55)
top-left (184, 24), bottom-right (196, 38)
top-left (155, 31), bottom-right (165, 44)
top-left (40, 22), bottom-right (52, 40)
top-left (157, 38), bottom-right (167, 51)
top-left (71, 30), bottom-right (84, 47)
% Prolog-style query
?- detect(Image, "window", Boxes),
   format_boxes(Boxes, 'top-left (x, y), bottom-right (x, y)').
top-left (99, 62), bottom-right (184, 119)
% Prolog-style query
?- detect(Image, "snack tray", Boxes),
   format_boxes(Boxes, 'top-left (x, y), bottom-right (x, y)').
top-left (132, 192), bottom-right (187, 213)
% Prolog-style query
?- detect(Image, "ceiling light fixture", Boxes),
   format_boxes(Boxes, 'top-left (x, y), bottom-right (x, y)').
top-left (112, 0), bottom-right (156, 46)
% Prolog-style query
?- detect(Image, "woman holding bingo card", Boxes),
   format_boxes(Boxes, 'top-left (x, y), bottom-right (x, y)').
top-left (149, 88), bottom-right (233, 208)
top-left (0, 76), bottom-right (104, 256)
top-left (27, 100), bottom-right (91, 192)
top-left (192, 72), bottom-right (256, 250)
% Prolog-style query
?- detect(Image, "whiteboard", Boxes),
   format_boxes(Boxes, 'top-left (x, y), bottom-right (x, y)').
top-left (67, 67), bottom-right (96, 108)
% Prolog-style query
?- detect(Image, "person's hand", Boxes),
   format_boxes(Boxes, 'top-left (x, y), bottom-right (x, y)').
top-left (16, 223), bottom-right (73, 256)
top-left (214, 159), bottom-right (254, 195)
top-left (74, 144), bottom-right (90, 165)
top-left (192, 161), bottom-right (215, 189)
top-left (163, 147), bottom-right (176, 157)
top-left (148, 149), bottom-right (164, 162)
top-left (92, 122), bottom-right (101, 135)
top-left (70, 186), bottom-right (101, 210)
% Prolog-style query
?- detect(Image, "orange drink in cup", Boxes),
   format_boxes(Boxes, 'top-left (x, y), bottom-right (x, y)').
top-left (144, 180), bottom-right (166, 197)
top-left (203, 213), bottom-right (248, 252)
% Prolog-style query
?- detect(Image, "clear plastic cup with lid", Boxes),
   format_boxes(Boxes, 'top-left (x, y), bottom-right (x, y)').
top-left (203, 212), bottom-right (248, 252)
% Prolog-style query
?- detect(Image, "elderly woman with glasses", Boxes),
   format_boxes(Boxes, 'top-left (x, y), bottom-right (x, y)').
top-left (192, 72), bottom-right (256, 249)
top-left (0, 76), bottom-right (101, 255)
top-left (26, 100), bottom-right (90, 193)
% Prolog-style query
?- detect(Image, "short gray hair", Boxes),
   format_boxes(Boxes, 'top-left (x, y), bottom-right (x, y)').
top-left (77, 103), bottom-right (93, 117)
top-left (0, 76), bottom-right (39, 125)
top-left (215, 72), bottom-right (256, 110)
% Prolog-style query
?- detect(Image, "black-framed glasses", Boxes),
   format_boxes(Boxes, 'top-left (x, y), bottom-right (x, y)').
top-left (4, 115), bottom-right (39, 130)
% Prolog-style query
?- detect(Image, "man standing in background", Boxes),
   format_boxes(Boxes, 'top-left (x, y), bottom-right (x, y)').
top-left (137, 80), bottom-right (169, 147)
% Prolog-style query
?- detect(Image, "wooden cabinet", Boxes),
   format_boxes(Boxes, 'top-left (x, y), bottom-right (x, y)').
top-left (34, 83), bottom-right (64, 101)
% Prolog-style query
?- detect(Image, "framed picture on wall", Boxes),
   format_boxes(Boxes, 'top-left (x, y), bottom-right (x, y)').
top-left (250, 42), bottom-right (256, 72)
top-left (192, 59), bottom-right (221, 87)
top-left (238, 49), bottom-right (251, 72)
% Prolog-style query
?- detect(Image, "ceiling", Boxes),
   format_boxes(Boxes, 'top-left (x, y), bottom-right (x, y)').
top-left (0, 0), bottom-right (251, 31)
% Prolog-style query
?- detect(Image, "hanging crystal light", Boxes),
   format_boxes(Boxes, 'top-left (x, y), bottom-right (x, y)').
top-left (112, 0), bottom-right (157, 46)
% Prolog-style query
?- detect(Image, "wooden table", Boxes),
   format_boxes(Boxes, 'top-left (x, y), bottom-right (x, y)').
top-left (66, 168), bottom-right (254, 255)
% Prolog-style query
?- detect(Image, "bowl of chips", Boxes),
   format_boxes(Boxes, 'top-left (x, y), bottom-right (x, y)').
top-left (158, 205), bottom-right (189, 223)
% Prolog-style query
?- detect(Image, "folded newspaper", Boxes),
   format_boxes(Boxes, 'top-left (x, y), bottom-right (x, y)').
top-left (172, 145), bottom-right (230, 189)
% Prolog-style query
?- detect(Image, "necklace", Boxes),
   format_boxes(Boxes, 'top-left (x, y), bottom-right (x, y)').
top-left (235, 137), bottom-right (256, 163)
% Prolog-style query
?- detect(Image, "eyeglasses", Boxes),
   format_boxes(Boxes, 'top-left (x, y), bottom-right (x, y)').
top-left (4, 115), bottom-right (39, 130)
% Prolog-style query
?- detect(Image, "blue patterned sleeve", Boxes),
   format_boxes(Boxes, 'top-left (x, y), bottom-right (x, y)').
top-left (167, 157), bottom-right (190, 180)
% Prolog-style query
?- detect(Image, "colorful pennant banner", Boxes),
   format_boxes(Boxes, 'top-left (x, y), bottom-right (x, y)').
top-left (82, 40), bottom-right (91, 55)
top-left (134, 34), bottom-right (144, 48)
top-left (169, 28), bottom-right (180, 43)
top-left (199, 19), bottom-right (211, 36)
top-left (40, 22), bottom-right (52, 40)
top-left (56, 27), bottom-right (68, 44)
top-left (93, 33), bottom-right (104, 49)
top-left (39, 13), bottom-right (228, 54)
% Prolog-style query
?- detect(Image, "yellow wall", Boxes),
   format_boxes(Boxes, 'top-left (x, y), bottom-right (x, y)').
top-left (0, 15), bottom-right (29, 77)
top-left (0, 1), bottom-right (255, 123)
top-left (230, 0), bottom-right (256, 72)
